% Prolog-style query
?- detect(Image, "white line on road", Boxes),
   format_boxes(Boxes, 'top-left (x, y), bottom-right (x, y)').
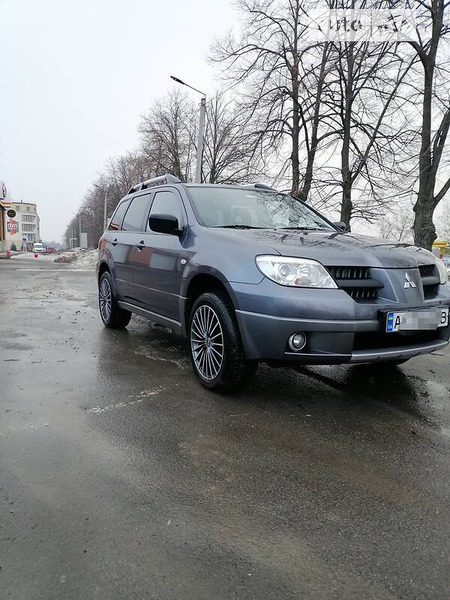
top-left (16, 268), bottom-right (94, 272)
top-left (86, 386), bottom-right (169, 415)
top-left (0, 418), bottom-right (49, 438)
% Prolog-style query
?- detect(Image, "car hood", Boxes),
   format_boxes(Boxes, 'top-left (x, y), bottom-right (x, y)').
top-left (209, 229), bottom-right (436, 268)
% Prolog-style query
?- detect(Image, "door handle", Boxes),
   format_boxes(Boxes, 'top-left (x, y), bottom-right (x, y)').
top-left (112, 238), bottom-right (118, 247)
top-left (135, 240), bottom-right (145, 251)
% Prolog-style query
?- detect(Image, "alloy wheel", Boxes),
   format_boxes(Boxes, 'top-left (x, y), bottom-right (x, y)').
top-left (191, 304), bottom-right (224, 380)
top-left (99, 277), bottom-right (112, 323)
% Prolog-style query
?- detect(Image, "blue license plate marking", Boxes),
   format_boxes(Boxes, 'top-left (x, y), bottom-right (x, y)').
top-left (386, 308), bottom-right (449, 333)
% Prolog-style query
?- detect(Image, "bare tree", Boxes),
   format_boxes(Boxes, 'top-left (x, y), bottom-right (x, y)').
top-left (406, 0), bottom-right (450, 249)
top-left (378, 200), bottom-right (414, 242)
top-left (73, 152), bottom-right (157, 246)
top-left (139, 90), bottom-right (196, 182)
top-left (210, 0), bottom-right (334, 198)
top-left (202, 92), bottom-right (264, 183)
top-left (436, 199), bottom-right (450, 242)
top-left (210, 0), bottom-right (417, 233)
top-left (318, 36), bottom-right (416, 227)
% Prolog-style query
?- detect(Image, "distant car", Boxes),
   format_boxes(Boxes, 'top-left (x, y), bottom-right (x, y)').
top-left (97, 174), bottom-right (450, 392)
top-left (32, 243), bottom-right (46, 254)
top-left (46, 247), bottom-right (56, 255)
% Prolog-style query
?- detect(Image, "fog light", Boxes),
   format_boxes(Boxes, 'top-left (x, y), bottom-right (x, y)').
top-left (288, 332), bottom-right (307, 352)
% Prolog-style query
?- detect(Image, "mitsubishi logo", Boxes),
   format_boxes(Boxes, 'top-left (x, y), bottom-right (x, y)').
top-left (404, 272), bottom-right (417, 289)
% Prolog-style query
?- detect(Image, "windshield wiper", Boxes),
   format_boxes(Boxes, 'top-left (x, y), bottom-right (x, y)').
top-left (217, 225), bottom-right (266, 229)
top-left (278, 227), bottom-right (324, 231)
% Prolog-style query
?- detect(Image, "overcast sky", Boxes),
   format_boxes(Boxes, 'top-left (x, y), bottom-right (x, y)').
top-left (0, 0), bottom-right (236, 242)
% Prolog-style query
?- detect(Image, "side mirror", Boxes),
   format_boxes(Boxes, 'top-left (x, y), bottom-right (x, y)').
top-left (149, 214), bottom-right (183, 236)
top-left (333, 221), bottom-right (347, 232)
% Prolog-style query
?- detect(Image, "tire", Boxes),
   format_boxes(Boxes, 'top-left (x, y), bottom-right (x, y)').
top-left (98, 271), bottom-right (131, 329)
top-left (188, 291), bottom-right (257, 393)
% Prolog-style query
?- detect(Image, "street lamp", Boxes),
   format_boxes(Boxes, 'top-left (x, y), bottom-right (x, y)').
top-left (93, 183), bottom-right (108, 231)
top-left (72, 212), bottom-right (81, 247)
top-left (170, 75), bottom-right (206, 183)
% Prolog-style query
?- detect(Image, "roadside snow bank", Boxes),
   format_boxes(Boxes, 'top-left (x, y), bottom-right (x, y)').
top-left (54, 248), bottom-right (98, 269)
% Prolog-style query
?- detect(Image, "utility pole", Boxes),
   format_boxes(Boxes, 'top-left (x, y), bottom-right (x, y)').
top-left (170, 75), bottom-right (206, 183)
top-left (196, 97), bottom-right (206, 184)
top-left (94, 183), bottom-right (108, 231)
top-left (103, 192), bottom-right (108, 231)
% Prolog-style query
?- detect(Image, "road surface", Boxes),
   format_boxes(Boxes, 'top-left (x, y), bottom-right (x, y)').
top-left (1, 254), bottom-right (450, 599)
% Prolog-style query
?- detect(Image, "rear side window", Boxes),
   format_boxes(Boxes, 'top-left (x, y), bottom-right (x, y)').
top-left (148, 190), bottom-right (185, 230)
top-left (108, 199), bottom-right (131, 231)
top-left (122, 194), bottom-right (152, 232)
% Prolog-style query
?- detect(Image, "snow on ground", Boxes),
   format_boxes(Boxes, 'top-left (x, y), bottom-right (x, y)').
top-left (54, 248), bottom-right (98, 269)
top-left (73, 249), bottom-right (98, 269)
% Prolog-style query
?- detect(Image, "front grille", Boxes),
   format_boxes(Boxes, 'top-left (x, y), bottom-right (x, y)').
top-left (326, 266), bottom-right (383, 303)
top-left (419, 264), bottom-right (434, 278)
top-left (330, 266), bottom-right (371, 280)
top-left (419, 264), bottom-right (439, 299)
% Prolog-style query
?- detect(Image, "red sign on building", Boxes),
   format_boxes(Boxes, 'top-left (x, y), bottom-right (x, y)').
top-left (7, 219), bottom-right (18, 235)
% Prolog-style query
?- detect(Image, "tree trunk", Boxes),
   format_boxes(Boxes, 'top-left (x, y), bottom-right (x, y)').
top-left (413, 195), bottom-right (437, 250)
top-left (412, 0), bottom-right (444, 250)
top-left (340, 178), bottom-right (353, 230)
top-left (291, 55), bottom-right (300, 195)
top-left (301, 44), bottom-right (330, 202)
top-left (340, 44), bottom-right (354, 230)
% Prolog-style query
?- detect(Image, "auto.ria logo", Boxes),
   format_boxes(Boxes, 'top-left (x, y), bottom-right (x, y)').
top-left (404, 273), bottom-right (417, 289)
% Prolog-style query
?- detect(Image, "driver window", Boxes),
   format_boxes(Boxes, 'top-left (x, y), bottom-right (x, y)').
top-left (148, 191), bottom-right (185, 230)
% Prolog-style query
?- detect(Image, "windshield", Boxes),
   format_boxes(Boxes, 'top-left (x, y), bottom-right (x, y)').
top-left (186, 187), bottom-right (335, 231)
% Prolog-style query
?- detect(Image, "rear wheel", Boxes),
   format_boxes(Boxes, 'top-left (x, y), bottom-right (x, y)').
top-left (189, 292), bottom-right (257, 392)
top-left (98, 271), bottom-right (131, 329)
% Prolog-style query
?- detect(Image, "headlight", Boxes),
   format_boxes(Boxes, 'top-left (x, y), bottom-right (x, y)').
top-left (256, 255), bottom-right (338, 288)
top-left (435, 257), bottom-right (448, 285)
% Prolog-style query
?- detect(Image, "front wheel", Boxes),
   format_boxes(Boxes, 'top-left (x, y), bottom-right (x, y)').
top-left (98, 271), bottom-right (131, 329)
top-left (189, 292), bottom-right (257, 393)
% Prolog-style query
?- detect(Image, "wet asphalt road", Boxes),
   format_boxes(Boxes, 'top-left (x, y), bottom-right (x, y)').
top-left (1, 255), bottom-right (450, 600)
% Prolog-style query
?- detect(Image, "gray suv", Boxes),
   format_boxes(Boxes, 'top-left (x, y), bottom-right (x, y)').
top-left (97, 174), bottom-right (450, 391)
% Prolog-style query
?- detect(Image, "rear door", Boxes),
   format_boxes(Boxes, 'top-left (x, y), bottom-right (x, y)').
top-left (134, 189), bottom-right (188, 322)
top-left (105, 198), bottom-right (131, 300)
top-left (119, 193), bottom-right (153, 302)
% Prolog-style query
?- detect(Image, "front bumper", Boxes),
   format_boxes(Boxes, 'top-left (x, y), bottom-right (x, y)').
top-left (231, 281), bottom-right (450, 364)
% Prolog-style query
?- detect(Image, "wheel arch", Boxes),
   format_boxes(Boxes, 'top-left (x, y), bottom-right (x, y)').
top-left (98, 261), bottom-right (121, 301)
top-left (98, 260), bottom-right (110, 283)
top-left (184, 273), bottom-right (237, 334)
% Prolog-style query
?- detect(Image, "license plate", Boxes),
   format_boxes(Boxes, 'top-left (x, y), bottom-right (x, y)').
top-left (386, 308), bottom-right (449, 332)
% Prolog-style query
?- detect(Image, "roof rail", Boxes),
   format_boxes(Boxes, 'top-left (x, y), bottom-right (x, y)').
top-left (128, 174), bottom-right (182, 194)
top-left (243, 182), bottom-right (278, 191)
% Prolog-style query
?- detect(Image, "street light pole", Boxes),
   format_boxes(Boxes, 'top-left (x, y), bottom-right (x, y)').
top-left (170, 75), bottom-right (206, 183)
top-left (195, 97), bottom-right (206, 184)
top-left (94, 183), bottom-right (108, 231)
top-left (103, 192), bottom-right (108, 231)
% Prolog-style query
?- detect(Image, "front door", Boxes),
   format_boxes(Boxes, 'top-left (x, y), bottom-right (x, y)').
top-left (133, 189), bottom-right (188, 324)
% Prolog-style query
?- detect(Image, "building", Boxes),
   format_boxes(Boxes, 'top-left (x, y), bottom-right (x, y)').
top-left (0, 180), bottom-right (8, 252)
top-left (4, 201), bottom-right (41, 251)
top-left (0, 201), bottom-right (7, 252)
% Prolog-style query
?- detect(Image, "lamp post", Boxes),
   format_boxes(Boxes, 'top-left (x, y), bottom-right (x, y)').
top-left (170, 75), bottom-right (206, 183)
top-left (72, 212), bottom-right (81, 247)
top-left (94, 184), bottom-right (108, 231)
